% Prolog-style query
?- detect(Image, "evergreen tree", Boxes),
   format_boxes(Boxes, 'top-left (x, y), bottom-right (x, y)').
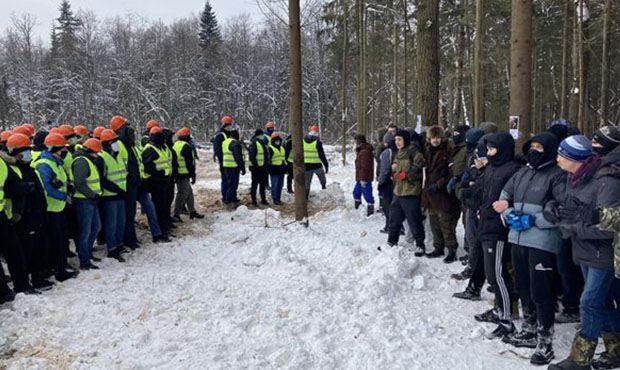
top-left (199, 1), bottom-right (221, 51)
top-left (54, 0), bottom-right (82, 57)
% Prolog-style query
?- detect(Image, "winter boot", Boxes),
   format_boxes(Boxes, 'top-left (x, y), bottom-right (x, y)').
top-left (0, 290), bottom-right (15, 304)
top-left (153, 235), bottom-right (171, 243)
top-left (367, 204), bottom-right (374, 216)
top-left (502, 321), bottom-right (537, 348)
top-left (556, 310), bottom-right (581, 324)
top-left (530, 329), bottom-right (555, 365)
top-left (474, 308), bottom-right (500, 324)
top-left (171, 215), bottom-right (183, 223)
top-left (592, 332), bottom-right (620, 369)
top-left (107, 249), bottom-right (126, 263)
top-left (80, 263), bottom-right (100, 270)
top-left (426, 248), bottom-right (445, 258)
top-left (32, 276), bottom-right (54, 290)
top-left (453, 284), bottom-right (481, 301)
top-left (55, 269), bottom-right (79, 282)
top-left (190, 211), bottom-right (205, 219)
top-left (414, 245), bottom-right (426, 257)
top-left (354, 200), bottom-right (362, 209)
top-left (485, 320), bottom-right (516, 340)
top-left (548, 334), bottom-right (597, 370)
top-left (451, 267), bottom-right (472, 281)
top-left (379, 227), bottom-right (388, 234)
top-left (443, 249), bottom-right (457, 264)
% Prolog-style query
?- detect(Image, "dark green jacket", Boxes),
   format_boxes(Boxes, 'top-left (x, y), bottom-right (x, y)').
top-left (392, 145), bottom-right (425, 197)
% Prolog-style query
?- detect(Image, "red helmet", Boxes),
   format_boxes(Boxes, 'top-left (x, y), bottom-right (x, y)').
top-left (83, 138), bottom-right (102, 153)
top-left (74, 125), bottom-right (89, 137)
top-left (6, 133), bottom-right (31, 151)
top-left (0, 130), bottom-right (12, 143)
top-left (221, 116), bottom-right (233, 125)
top-left (58, 124), bottom-right (75, 138)
top-left (146, 120), bottom-right (160, 130)
top-left (100, 129), bottom-right (119, 143)
top-left (110, 115), bottom-right (128, 131)
top-left (12, 125), bottom-right (31, 137)
top-left (271, 132), bottom-right (280, 139)
top-left (93, 126), bottom-right (105, 139)
top-left (149, 126), bottom-right (163, 135)
top-left (21, 123), bottom-right (36, 137)
top-left (44, 133), bottom-right (68, 148)
top-left (175, 127), bottom-right (191, 137)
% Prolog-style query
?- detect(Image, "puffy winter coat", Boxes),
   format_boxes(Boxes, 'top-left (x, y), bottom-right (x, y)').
top-left (355, 142), bottom-right (374, 182)
top-left (392, 144), bottom-right (425, 197)
top-left (422, 140), bottom-right (458, 212)
top-left (478, 132), bottom-right (522, 242)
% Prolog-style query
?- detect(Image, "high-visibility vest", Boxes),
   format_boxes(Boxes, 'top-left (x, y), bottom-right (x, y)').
top-left (303, 140), bottom-right (321, 164)
top-left (269, 145), bottom-right (286, 166)
top-left (31, 150), bottom-right (41, 167)
top-left (35, 157), bottom-right (67, 213)
top-left (0, 159), bottom-right (8, 214)
top-left (222, 138), bottom-right (238, 168)
top-left (133, 146), bottom-right (146, 179)
top-left (253, 141), bottom-right (265, 168)
top-left (99, 151), bottom-right (127, 196)
top-left (143, 143), bottom-right (172, 177)
top-left (3, 164), bottom-right (22, 219)
top-left (63, 150), bottom-right (74, 181)
top-left (165, 146), bottom-right (173, 173)
top-left (72, 156), bottom-right (102, 200)
top-left (173, 140), bottom-right (192, 175)
top-left (118, 140), bottom-right (146, 180)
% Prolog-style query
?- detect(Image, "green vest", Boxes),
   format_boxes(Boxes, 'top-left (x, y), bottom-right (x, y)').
top-left (0, 159), bottom-right (8, 214)
top-left (99, 151), bottom-right (127, 196)
top-left (173, 140), bottom-right (192, 175)
top-left (63, 150), bottom-right (74, 181)
top-left (303, 140), bottom-right (321, 164)
top-left (222, 138), bottom-right (238, 168)
top-left (133, 146), bottom-right (146, 179)
top-left (36, 157), bottom-right (67, 213)
top-left (269, 145), bottom-right (286, 166)
top-left (4, 165), bottom-right (22, 219)
top-left (30, 150), bottom-right (41, 168)
top-left (72, 156), bottom-right (102, 200)
top-left (253, 141), bottom-right (265, 168)
top-left (143, 143), bottom-right (172, 177)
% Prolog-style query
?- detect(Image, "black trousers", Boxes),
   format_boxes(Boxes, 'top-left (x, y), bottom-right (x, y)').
top-left (0, 214), bottom-right (30, 292)
top-left (14, 221), bottom-right (47, 279)
top-left (250, 168), bottom-right (268, 203)
top-left (378, 182), bottom-right (393, 230)
top-left (557, 238), bottom-right (583, 313)
top-left (387, 195), bottom-right (425, 247)
top-left (512, 244), bottom-right (556, 331)
top-left (123, 183), bottom-right (139, 245)
top-left (46, 211), bottom-right (69, 274)
top-left (286, 165), bottom-right (294, 192)
top-left (149, 179), bottom-right (171, 236)
top-left (482, 240), bottom-right (514, 321)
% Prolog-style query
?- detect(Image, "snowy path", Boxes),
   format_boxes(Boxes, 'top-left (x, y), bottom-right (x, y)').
top-left (0, 149), bottom-right (577, 369)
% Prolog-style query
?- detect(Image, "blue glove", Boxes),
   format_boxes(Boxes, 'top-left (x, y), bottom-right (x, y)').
top-left (506, 212), bottom-right (534, 231)
top-left (446, 177), bottom-right (457, 194)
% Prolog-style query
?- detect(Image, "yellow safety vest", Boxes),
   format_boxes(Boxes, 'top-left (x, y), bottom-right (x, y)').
top-left (269, 145), bottom-right (286, 166)
top-left (222, 138), bottom-right (238, 168)
top-left (63, 150), bottom-right (74, 181)
top-left (252, 141), bottom-right (265, 168)
top-left (303, 140), bottom-right (321, 164)
top-left (0, 159), bottom-right (8, 214)
top-left (3, 164), bottom-right (22, 219)
top-left (173, 140), bottom-right (192, 175)
top-left (143, 143), bottom-right (172, 177)
top-left (72, 156), bottom-right (102, 200)
top-left (30, 150), bottom-right (42, 168)
top-left (35, 157), bottom-right (67, 213)
top-left (99, 151), bottom-right (127, 196)
top-left (165, 146), bottom-right (173, 173)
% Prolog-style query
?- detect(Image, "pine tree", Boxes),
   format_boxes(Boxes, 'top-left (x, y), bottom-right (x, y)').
top-left (199, 1), bottom-right (221, 51)
top-left (0, 76), bottom-right (13, 129)
top-left (54, 0), bottom-right (82, 57)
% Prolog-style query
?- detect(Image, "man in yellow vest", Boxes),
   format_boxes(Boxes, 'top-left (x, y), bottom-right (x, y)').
top-left (172, 127), bottom-right (203, 222)
top-left (249, 129), bottom-right (269, 206)
top-left (72, 138), bottom-right (104, 269)
top-left (34, 133), bottom-right (79, 282)
top-left (268, 132), bottom-right (287, 205)
top-left (303, 125), bottom-right (329, 199)
top-left (142, 126), bottom-right (173, 238)
top-left (212, 116), bottom-right (234, 200)
top-left (99, 129), bottom-right (128, 262)
top-left (221, 129), bottom-right (245, 207)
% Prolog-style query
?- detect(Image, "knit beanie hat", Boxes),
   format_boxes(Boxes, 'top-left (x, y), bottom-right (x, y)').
top-left (592, 125), bottom-right (620, 155)
top-left (558, 135), bottom-right (593, 162)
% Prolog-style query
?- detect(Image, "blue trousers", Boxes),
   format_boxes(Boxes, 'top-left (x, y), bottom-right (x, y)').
top-left (138, 187), bottom-right (162, 237)
top-left (352, 181), bottom-right (374, 204)
top-left (270, 174), bottom-right (284, 204)
top-left (100, 199), bottom-right (126, 252)
top-left (579, 265), bottom-right (620, 340)
top-left (222, 168), bottom-right (240, 204)
top-left (75, 200), bottom-right (100, 266)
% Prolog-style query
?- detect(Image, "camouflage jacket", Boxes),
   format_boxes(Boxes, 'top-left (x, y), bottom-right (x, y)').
top-left (599, 207), bottom-right (620, 278)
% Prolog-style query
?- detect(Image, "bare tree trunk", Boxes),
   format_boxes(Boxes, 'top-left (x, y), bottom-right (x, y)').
top-left (560, 0), bottom-right (572, 118)
top-left (473, 0), bottom-right (485, 127)
top-left (402, 0), bottom-right (408, 127)
top-left (600, 0), bottom-right (611, 127)
top-left (455, 2), bottom-right (466, 124)
top-left (356, 0), bottom-right (367, 136)
top-left (569, 3), bottom-right (579, 124)
top-left (416, 0), bottom-right (440, 127)
top-left (393, 6), bottom-right (399, 127)
top-left (288, 0), bottom-right (308, 221)
top-left (509, 0), bottom-right (533, 137)
top-left (577, 0), bottom-right (589, 135)
top-left (341, 0), bottom-right (349, 165)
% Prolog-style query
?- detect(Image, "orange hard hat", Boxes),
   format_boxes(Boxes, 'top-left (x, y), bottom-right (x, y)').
top-left (100, 129), bottom-right (119, 142)
top-left (93, 126), bottom-right (105, 139)
top-left (58, 124), bottom-right (75, 137)
top-left (270, 132), bottom-right (280, 139)
top-left (221, 116), bottom-right (233, 125)
top-left (110, 115), bottom-right (128, 131)
top-left (6, 133), bottom-right (31, 151)
top-left (12, 125), bottom-right (31, 137)
top-left (265, 121), bottom-right (275, 129)
top-left (49, 127), bottom-right (61, 135)
top-left (1, 130), bottom-right (12, 143)
top-left (150, 126), bottom-right (163, 135)
top-left (176, 127), bottom-right (191, 137)
top-left (83, 138), bottom-right (102, 153)
top-left (146, 120), bottom-right (160, 130)
top-left (21, 123), bottom-right (36, 137)
top-left (309, 125), bottom-right (319, 132)
top-left (44, 133), bottom-right (68, 148)
top-left (74, 125), bottom-right (89, 136)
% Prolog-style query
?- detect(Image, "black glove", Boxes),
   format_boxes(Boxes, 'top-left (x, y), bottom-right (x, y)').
top-left (50, 178), bottom-right (63, 189)
top-left (241, 169), bottom-right (246, 176)
top-left (558, 205), bottom-right (581, 223)
top-left (543, 200), bottom-right (561, 224)
top-left (191, 175), bottom-right (196, 185)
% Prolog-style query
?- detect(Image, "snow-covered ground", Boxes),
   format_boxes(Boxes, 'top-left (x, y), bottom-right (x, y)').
top-left (0, 146), bottom-right (579, 369)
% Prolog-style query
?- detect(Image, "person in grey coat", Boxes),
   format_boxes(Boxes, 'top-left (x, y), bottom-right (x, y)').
top-left (377, 132), bottom-right (396, 233)
top-left (494, 132), bottom-right (566, 365)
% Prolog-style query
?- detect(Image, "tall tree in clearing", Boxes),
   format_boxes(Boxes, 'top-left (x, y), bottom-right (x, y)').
top-left (509, 0), bottom-right (533, 138)
top-left (416, 0), bottom-right (440, 127)
top-left (199, 1), bottom-right (222, 53)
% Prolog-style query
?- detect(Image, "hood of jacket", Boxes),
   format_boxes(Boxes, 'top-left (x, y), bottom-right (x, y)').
top-left (485, 132), bottom-right (515, 167)
top-left (526, 132), bottom-right (559, 169)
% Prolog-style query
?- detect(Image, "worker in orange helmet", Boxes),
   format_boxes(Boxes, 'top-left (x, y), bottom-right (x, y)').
top-left (0, 130), bottom-right (12, 152)
top-left (264, 121), bottom-right (276, 144)
top-left (303, 124), bottom-right (329, 199)
top-left (171, 127), bottom-right (203, 221)
top-left (142, 120), bottom-right (161, 146)
top-left (93, 126), bottom-right (105, 139)
top-left (12, 125), bottom-right (32, 138)
top-left (21, 123), bottom-right (36, 138)
top-left (74, 125), bottom-right (90, 143)
top-left (212, 116), bottom-right (236, 202)
top-left (34, 133), bottom-right (79, 282)
top-left (5, 133), bottom-right (55, 290)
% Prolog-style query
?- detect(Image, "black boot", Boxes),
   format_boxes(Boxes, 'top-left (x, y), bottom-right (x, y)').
top-left (0, 290), bottom-right (15, 304)
top-left (426, 248), bottom-right (445, 258)
top-left (366, 204), bottom-right (374, 216)
top-left (414, 245), bottom-right (426, 257)
top-left (107, 249), bottom-right (126, 263)
top-left (502, 323), bottom-right (537, 348)
top-left (443, 249), bottom-right (457, 263)
top-left (474, 308), bottom-right (500, 324)
top-left (153, 235), bottom-right (171, 243)
top-left (32, 277), bottom-right (54, 290)
top-left (190, 211), bottom-right (204, 219)
top-left (451, 267), bottom-right (472, 280)
top-left (453, 284), bottom-right (481, 301)
top-left (354, 200), bottom-right (361, 209)
top-left (55, 269), bottom-right (79, 282)
top-left (485, 320), bottom-right (516, 340)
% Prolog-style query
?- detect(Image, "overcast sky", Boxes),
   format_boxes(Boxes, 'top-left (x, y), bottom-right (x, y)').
top-left (1, 0), bottom-right (264, 43)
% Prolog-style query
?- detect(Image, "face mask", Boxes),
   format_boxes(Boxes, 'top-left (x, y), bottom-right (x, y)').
top-left (593, 145), bottom-right (613, 157)
top-left (111, 142), bottom-right (120, 152)
top-left (528, 150), bottom-right (546, 168)
top-left (69, 137), bottom-right (78, 146)
top-left (20, 150), bottom-right (32, 162)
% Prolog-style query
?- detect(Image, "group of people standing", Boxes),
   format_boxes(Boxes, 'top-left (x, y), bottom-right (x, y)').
top-left (355, 119), bottom-right (620, 369)
top-left (0, 117), bottom-right (203, 303)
